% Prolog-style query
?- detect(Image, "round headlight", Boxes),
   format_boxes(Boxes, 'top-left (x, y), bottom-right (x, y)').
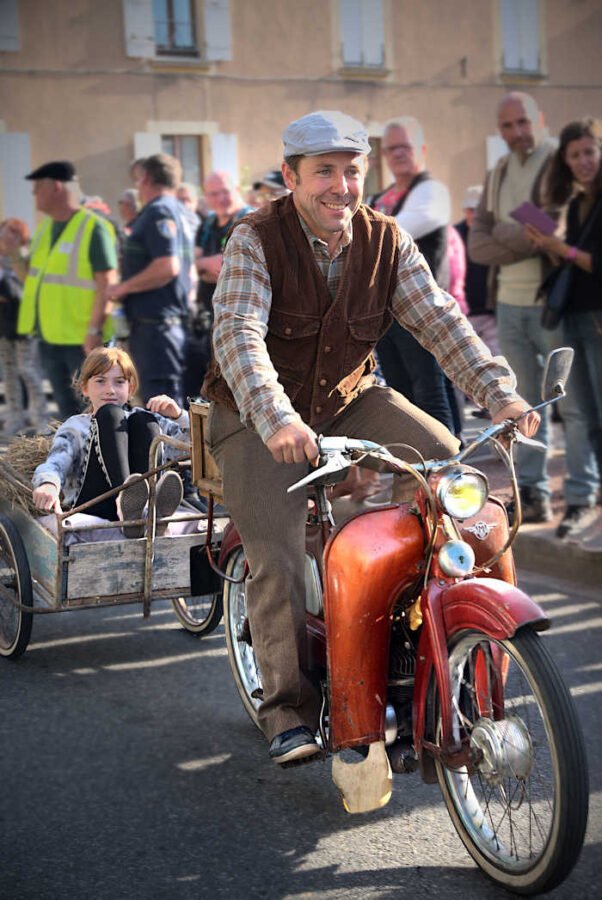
top-left (436, 467), bottom-right (488, 520)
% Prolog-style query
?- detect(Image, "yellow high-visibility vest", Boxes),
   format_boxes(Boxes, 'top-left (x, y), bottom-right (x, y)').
top-left (18, 209), bottom-right (113, 344)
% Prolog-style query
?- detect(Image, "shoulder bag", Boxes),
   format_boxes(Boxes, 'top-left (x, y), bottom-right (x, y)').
top-left (538, 197), bottom-right (601, 330)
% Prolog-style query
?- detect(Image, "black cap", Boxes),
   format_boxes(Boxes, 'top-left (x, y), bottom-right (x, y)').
top-left (25, 161), bottom-right (77, 182)
top-left (252, 169), bottom-right (286, 191)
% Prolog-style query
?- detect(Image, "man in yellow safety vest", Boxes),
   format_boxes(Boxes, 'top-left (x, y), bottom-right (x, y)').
top-left (18, 160), bottom-right (117, 420)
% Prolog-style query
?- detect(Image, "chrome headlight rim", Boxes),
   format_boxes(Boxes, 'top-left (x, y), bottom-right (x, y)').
top-left (435, 466), bottom-right (488, 520)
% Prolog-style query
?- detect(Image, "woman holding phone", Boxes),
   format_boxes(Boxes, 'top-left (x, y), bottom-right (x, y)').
top-left (525, 117), bottom-right (602, 538)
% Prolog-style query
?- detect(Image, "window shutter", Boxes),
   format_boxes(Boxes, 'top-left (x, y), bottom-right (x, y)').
top-left (518, 0), bottom-right (540, 72)
top-left (340, 0), bottom-right (363, 66)
top-left (340, 0), bottom-right (384, 67)
top-left (123, 0), bottom-right (156, 59)
top-left (501, 0), bottom-right (540, 73)
top-left (134, 132), bottom-right (163, 159)
top-left (204, 0), bottom-right (232, 62)
top-left (209, 133), bottom-right (238, 182)
top-left (486, 135), bottom-right (508, 170)
top-left (0, 133), bottom-right (34, 230)
top-left (0, 0), bottom-right (20, 52)
top-left (360, 0), bottom-right (384, 67)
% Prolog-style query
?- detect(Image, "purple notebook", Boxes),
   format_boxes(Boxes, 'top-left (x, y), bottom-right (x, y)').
top-left (510, 202), bottom-right (557, 235)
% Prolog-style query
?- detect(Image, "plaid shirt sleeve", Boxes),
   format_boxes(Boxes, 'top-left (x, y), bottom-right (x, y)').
top-left (392, 227), bottom-right (521, 414)
top-left (211, 223), bottom-right (302, 442)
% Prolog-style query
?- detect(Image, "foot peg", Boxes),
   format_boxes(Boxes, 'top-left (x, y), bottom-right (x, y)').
top-left (332, 740), bottom-right (392, 813)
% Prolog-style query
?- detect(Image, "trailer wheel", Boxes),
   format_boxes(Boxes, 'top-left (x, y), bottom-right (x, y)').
top-left (0, 514), bottom-right (33, 658)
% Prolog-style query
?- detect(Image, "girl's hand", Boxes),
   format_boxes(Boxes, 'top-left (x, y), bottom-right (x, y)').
top-left (146, 394), bottom-right (182, 419)
top-left (32, 483), bottom-right (62, 514)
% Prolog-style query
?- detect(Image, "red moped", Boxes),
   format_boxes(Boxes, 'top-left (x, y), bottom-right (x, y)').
top-left (216, 348), bottom-right (588, 896)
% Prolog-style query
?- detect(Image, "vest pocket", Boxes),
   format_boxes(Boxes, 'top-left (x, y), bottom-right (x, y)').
top-left (344, 311), bottom-right (392, 371)
top-left (267, 309), bottom-right (321, 382)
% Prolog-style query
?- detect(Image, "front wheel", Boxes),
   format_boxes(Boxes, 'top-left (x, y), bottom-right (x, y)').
top-left (222, 547), bottom-right (261, 728)
top-left (435, 626), bottom-right (588, 895)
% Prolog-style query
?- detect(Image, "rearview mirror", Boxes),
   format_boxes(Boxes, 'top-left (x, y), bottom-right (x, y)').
top-left (541, 347), bottom-right (574, 401)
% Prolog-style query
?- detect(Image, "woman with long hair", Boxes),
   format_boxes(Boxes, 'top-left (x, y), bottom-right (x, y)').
top-left (525, 117), bottom-right (602, 538)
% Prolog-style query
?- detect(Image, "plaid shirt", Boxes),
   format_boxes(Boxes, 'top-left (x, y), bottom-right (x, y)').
top-left (212, 209), bottom-right (520, 443)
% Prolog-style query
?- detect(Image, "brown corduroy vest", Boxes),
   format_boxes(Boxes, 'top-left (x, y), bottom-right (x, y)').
top-left (202, 193), bottom-right (400, 428)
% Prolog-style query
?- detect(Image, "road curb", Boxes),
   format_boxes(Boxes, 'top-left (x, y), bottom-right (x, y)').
top-left (513, 529), bottom-right (602, 589)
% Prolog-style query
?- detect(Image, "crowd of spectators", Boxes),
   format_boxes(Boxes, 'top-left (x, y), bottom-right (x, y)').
top-left (1, 93), bottom-right (600, 542)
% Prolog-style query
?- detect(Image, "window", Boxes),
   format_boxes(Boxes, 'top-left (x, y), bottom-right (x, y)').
top-left (500, 0), bottom-right (542, 75)
top-left (0, 0), bottom-right (20, 51)
top-left (153, 0), bottom-right (197, 56)
top-left (339, 0), bottom-right (385, 70)
top-left (161, 135), bottom-right (205, 188)
top-left (123, 0), bottom-right (231, 62)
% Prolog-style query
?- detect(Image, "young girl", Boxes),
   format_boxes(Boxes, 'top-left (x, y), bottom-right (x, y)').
top-left (32, 346), bottom-right (188, 540)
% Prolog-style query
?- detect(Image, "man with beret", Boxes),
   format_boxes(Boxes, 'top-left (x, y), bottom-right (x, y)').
top-left (18, 160), bottom-right (117, 420)
top-left (202, 110), bottom-right (540, 766)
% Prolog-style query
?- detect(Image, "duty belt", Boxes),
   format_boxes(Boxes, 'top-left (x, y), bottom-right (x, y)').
top-left (132, 315), bottom-right (185, 327)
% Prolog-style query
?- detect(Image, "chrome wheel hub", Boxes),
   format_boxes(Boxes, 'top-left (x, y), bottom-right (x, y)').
top-left (470, 714), bottom-right (533, 785)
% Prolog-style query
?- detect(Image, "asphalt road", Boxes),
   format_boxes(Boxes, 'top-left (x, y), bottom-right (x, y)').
top-left (1, 570), bottom-right (600, 900)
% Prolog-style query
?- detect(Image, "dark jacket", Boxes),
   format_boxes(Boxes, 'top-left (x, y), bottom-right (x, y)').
top-left (565, 193), bottom-right (602, 314)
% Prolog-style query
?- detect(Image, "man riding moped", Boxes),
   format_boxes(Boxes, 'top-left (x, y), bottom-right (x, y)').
top-left (202, 110), bottom-right (540, 766)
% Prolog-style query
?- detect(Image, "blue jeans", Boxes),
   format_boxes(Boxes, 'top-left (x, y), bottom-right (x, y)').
top-left (38, 341), bottom-right (86, 421)
top-left (376, 322), bottom-right (455, 433)
top-left (128, 319), bottom-right (187, 408)
top-left (497, 303), bottom-right (598, 504)
top-left (563, 311), bottom-right (602, 484)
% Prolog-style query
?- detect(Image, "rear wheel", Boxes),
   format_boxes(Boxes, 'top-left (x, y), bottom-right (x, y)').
top-left (223, 547), bottom-right (261, 727)
top-left (171, 592), bottom-right (223, 635)
top-left (0, 514), bottom-right (34, 659)
top-left (435, 627), bottom-right (588, 895)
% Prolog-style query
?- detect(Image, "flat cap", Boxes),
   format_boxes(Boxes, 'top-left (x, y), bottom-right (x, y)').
top-left (283, 110), bottom-right (371, 158)
top-left (25, 161), bottom-right (77, 182)
top-left (463, 185), bottom-right (483, 210)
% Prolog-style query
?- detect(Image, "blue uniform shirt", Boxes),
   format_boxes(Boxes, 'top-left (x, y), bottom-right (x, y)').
top-left (122, 194), bottom-right (190, 321)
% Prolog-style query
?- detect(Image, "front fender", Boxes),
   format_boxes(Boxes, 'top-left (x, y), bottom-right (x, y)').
top-left (440, 577), bottom-right (549, 639)
top-left (413, 577), bottom-right (549, 779)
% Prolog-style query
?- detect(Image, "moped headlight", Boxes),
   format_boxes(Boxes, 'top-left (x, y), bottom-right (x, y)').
top-left (436, 467), bottom-right (488, 520)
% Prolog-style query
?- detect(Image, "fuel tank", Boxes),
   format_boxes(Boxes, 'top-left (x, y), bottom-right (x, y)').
top-left (324, 503), bottom-right (424, 751)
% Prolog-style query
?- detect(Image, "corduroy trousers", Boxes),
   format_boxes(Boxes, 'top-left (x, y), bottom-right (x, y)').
top-left (207, 385), bottom-right (459, 741)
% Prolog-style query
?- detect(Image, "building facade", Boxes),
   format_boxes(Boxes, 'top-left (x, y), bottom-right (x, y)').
top-left (1, 0), bottom-right (601, 229)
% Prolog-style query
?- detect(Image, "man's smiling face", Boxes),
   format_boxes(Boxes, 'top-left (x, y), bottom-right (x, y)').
top-left (283, 152), bottom-right (366, 243)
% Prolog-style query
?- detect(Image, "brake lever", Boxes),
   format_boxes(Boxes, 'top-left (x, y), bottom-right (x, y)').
top-left (287, 452), bottom-right (350, 493)
top-left (514, 433), bottom-right (547, 450)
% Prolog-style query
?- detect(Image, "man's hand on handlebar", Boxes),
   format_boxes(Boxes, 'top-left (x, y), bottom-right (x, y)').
top-left (492, 400), bottom-right (541, 438)
top-left (266, 421), bottom-right (319, 464)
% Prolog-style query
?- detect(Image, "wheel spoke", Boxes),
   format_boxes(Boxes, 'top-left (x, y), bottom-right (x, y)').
top-left (438, 631), bottom-right (563, 875)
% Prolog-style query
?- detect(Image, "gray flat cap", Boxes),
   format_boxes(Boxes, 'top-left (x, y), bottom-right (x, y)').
top-left (283, 110), bottom-right (371, 158)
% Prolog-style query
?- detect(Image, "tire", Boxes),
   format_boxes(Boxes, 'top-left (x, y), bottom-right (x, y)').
top-left (434, 626), bottom-right (589, 895)
top-left (171, 592), bottom-right (223, 636)
top-left (222, 547), bottom-right (261, 728)
top-left (0, 514), bottom-right (34, 659)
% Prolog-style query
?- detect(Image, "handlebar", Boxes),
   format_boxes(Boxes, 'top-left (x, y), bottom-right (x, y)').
top-left (287, 417), bottom-right (544, 494)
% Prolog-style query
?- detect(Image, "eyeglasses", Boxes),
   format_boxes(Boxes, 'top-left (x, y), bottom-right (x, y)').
top-left (382, 143), bottom-right (414, 153)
